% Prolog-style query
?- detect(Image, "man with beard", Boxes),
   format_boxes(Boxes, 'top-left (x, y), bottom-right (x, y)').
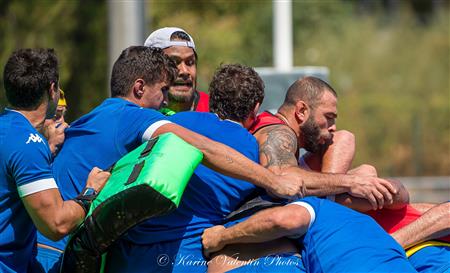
top-left (144, 27), bottom-right (209, 114)
top-left (249, 76), bottom-right (407, 211)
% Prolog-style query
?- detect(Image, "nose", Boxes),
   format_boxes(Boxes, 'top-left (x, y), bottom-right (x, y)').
top-left (329, 124), bottom-right (336, 132)
top-left (178, 62), bottom-right (189, 76)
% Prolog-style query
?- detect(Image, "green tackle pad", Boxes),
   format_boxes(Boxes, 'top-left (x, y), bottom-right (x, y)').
top-left (60, 132), bottom-right (203, 273)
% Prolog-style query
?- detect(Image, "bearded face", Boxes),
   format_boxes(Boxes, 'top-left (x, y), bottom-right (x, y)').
top-left (300, 114), bottom-right (333, 153)
top-left (163, 46), bottom-right (197, 107)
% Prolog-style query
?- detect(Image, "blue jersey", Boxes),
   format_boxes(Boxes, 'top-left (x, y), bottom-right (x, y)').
top-left (107, 112), bottom-right (260, 273)
top-left (409, 245), bottom-right (450, 273)
top-left (291, 197), bottom-right (416, 273)
top-left (37, 98), bottom-right (169, 251)
top-left (0, 109), bottom-right (57, 273)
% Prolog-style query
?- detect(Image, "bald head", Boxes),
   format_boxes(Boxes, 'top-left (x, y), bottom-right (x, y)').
top-left (281, 76), bottom-right (337, 110)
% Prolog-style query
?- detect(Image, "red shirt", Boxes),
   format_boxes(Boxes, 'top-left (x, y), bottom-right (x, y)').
top-left (367, 204), bottom-right (450, 242)
top-left (249, 111), bottom-right (286, 135)
top-left (194, 91), bottom-right (209, 112)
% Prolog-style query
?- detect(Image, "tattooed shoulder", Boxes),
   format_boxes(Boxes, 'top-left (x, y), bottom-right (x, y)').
top-left (258, 125), bottom-right (298, 168)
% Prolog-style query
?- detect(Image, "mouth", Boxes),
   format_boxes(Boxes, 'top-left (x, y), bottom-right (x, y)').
top-left (172, 80), bottom-right (193, 91)
top-left (319, 135), bottom-right (333, 145)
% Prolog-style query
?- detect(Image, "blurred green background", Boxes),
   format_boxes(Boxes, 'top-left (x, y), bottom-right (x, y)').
top-left (0, 0), bottom-right (449, 177)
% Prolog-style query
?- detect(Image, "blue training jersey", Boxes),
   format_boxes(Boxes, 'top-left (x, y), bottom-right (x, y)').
top-left (124, 112), bottom-right (260, 245)
top-left (106, 112), bottom-right (260, 273)
top-left (409, 245), bottom-right (450, 273)
top-left (0, 109), bottom-right (56, 273)
top-left (37, 98), bottom-right (169, 251)
top-left (292, 197), bottom-right (416, 273)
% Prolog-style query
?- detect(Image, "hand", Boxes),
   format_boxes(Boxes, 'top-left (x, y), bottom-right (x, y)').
top-left (42, 119), bottom-right (69, 155)
top-left (85, 167), bottom-right (111, 193)
top-left (202, 225), bottom-right (226, 258)
top-left (267, 172), bottom-right (305, 200)
top-left (348, 176), bottom-right (398, 210)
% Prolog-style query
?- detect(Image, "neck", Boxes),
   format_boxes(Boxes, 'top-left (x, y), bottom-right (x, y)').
top-left (168, 100), bottom-right (194, 112)
top-left (120, 95), bottom-right (140, 106)
top-left (276, 111), bottom-right (300, 139)
top-left (12, 102), bottom-right (47, 130)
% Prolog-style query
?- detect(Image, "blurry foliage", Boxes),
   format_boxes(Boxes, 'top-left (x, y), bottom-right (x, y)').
top-left (0, 0), bottom-right (107, 122)
top-left (0, 0), bottom-right (448, 176)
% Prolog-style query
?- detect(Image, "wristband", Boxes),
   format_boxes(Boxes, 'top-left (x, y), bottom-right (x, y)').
top-left (73, 187), bottom-right (97, 215)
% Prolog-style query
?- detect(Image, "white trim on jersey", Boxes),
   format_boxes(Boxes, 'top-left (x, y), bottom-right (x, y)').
top-left (287, 201), bottom-right (316, 235)
top-left (17, 178), bottom-right (58, 197)
top-left (142, 120), bottom-right (172, 142)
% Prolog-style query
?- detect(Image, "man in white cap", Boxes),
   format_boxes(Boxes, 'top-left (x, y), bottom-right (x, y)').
top-left (145, 27), bottom-right (209, 115)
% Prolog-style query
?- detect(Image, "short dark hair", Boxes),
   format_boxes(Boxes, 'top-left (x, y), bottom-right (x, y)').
top-left (209, 64), bottom-right (265, 122)
top-left (282, 76), bottom-right (337, 110)
top-left (170, 31), bottom-right (198, 60)
top-left (170, 31), bottom-right (191, 42)
top-left (3, 48), bottom-right (59, 109)
top-left (110, 46), bottom-right (177, 97)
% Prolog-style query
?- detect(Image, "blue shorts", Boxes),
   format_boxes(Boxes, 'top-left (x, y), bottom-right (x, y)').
top-left (226, 253), bottom-right (306, 273)
top-left (105, 237), bottom-right (207, 273)
top-left (409, 245), bottom-right (450, 273)
top-left (30, 246), bottom-right (63, 273)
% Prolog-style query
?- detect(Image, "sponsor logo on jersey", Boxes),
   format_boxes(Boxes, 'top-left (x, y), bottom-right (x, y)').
top-left (26, 133), bottom-right (44, 144)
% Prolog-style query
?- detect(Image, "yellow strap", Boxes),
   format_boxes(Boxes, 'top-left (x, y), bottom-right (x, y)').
top-left (406, 240), bottom-right (450, 257)
top-left (58, 89), bottom-right (67, 107)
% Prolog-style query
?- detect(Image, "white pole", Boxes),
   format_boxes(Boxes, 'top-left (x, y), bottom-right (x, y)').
top-left (108, 0), bottom-right (145, 95)
top-left (273, 0), bottom-right (293, 72)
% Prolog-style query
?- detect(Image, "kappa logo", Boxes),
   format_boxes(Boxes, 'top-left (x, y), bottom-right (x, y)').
top-left (26, 133), bottom-right (44, 144)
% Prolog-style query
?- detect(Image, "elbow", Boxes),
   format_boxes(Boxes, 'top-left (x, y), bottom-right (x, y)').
top-left (48, 227), bottom-right (69, 242)
top-left (333, 130), bottom-right (355, 150)
top-left (268, 207), bottom-right (306, 236)
top-left (45, 220), bottom-right (73, 241)
top-left (388, 180), bottom-right (410, 209)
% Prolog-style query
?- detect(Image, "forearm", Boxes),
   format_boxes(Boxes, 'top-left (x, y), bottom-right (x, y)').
top-left (155, 124), bottom-right (277, 191)
top-left (23, 189), bottom-right (85, 241)
top-left (320, 130), bottom-right (356, 173)
top-left (392, 202), bottom-right (450, 248)
top-left (282, 166), bottom-right (351, 196)
top-left (220, 207), bottom-right (302, 246)
top-left (45, 200), bottom-right (86, 240)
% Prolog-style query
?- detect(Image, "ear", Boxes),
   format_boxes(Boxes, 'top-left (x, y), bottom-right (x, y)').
top-left (252, 102), bottom-right (261, 117)
top-left (132, 79), bottom-right (145, 98)
top-left (295, 100), bottom-right (309, 125)
top-left (49, 82), bottom-right (59, 103)
top-left (243, 102), bottom-right (261, 129)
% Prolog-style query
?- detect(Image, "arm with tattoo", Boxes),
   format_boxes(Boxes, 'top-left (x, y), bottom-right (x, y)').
top-left (255, 124), bottom-right (398, 210)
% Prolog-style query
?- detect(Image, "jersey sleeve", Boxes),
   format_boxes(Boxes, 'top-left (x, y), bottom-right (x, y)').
top-left (166, 112), bottom-right (197, 131)
top-left (9, 140), bottom-right (57, 197)
top-left (118, 107), bottom-right (172, 144)
top-left (286, 197), bottom-right (319, 237)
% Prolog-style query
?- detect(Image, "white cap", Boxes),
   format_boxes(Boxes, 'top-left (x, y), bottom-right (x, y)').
top-left (144, 27), bottom-right (195, 50)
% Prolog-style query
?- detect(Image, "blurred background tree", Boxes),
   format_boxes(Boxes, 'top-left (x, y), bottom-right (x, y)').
top-left (0, 0), bottom-right (448, 177)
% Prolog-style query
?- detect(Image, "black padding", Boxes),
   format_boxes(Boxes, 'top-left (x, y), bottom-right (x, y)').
top-left (61, 184), bottom-right (176, 273)
top-left (226, 196), bottom-right (284, 222)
